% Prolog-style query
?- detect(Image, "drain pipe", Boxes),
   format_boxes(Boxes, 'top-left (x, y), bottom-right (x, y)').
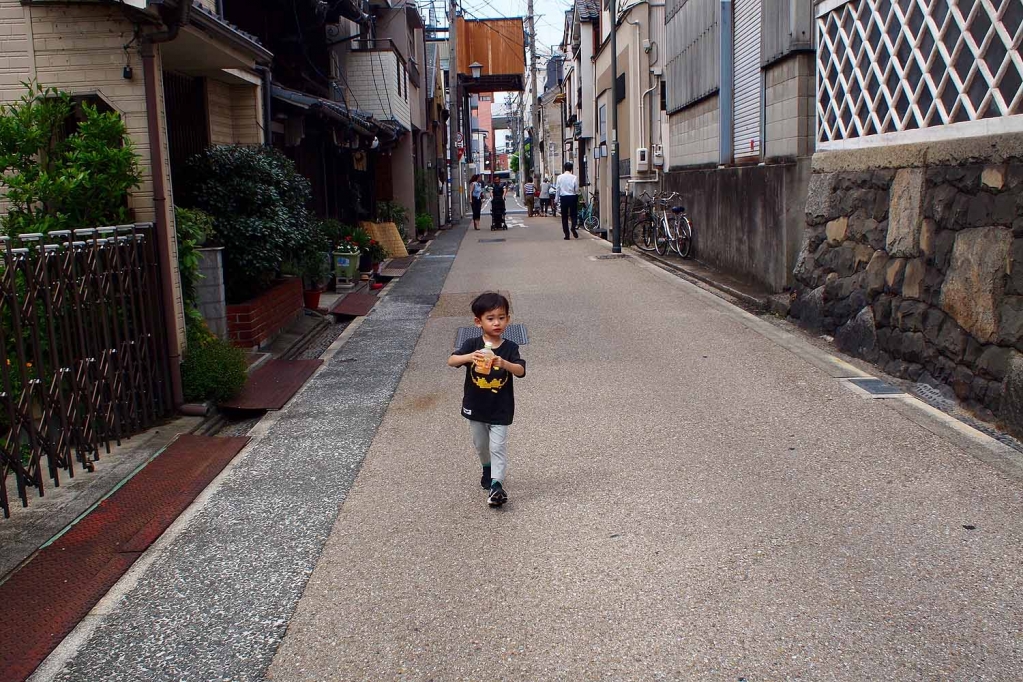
top-left (255, 65), bottom-right (273, 146)
top-left (719, 0), bottom-right (734, 165)
top-left (141, 0), bottom-right (192, 408)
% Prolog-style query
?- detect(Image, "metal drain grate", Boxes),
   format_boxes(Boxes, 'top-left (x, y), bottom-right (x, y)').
top-left (847, 378), bottom-right (904, 396)
top-left (454, 323), bottom-right (529, 348)
top-left (479, 238), bottom-right (506, 243)
top-left (596, 254), bottom-right (629, 260)
top-left (913, 382), bottom-right (1023, 453)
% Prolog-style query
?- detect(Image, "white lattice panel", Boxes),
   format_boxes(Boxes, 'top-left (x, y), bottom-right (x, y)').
top-left (816, 0), bottom-right (1023, 145)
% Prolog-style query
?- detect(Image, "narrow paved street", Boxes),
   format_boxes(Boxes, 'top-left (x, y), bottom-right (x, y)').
top-left (36, 213), bottom-right (1023, 681)
top-left (264, 214), bottom-right (1023, 679)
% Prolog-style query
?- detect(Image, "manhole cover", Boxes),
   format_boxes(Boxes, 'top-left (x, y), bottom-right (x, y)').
top-left (596, 254), bottom-right (629, 260)
top-left (847, 377), bottom-right (904, 396)
top-left (479, 238), bottom-right (506, 243)
top-left (454, 324), bottom-right (529, 348)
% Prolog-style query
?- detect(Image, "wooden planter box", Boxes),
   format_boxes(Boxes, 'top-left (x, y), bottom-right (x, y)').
top-left (226, 277), bottom-right (303, 349)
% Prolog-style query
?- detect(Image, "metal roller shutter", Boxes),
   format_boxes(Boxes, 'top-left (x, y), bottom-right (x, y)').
top-left (732, 0), bottom-right (762, 160)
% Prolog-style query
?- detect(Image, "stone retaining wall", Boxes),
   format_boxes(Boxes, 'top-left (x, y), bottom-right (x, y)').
top-left (791, 159), bottom-right (1023, 427)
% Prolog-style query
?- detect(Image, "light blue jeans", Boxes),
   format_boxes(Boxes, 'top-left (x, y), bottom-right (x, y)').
top-left (469, 421), bottom-right (508, 484)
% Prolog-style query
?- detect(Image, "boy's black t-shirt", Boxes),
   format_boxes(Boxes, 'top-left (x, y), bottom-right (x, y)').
top-left (454, 337), bottom-right (525, 425)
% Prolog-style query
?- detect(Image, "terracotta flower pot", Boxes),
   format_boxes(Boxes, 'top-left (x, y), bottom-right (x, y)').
top-left (303, 289), bottom-right (322, 310)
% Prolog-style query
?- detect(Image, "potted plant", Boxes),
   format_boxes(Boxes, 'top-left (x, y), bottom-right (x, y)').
top-left (300, 247), bottom-right (330, 309)
top-left (415, 212), bottom-right (434, 242)
top-left (333, 236), bottom-right (361, 287)
top-left (365, 239), bottom-right (388, 272)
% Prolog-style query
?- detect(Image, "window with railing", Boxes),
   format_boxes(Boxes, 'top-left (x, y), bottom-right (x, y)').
top-left (817, 0), bottom-right (1023, 148)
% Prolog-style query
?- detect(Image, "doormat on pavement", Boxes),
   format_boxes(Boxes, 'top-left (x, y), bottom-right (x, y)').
top-left (595, 254), bottom-right (629, 260)
top-left (454, 324), bottom-right (529, 348)
top-left (220, 359), bottom-right (323, 411)
top-left (478, 238), bottom-right (506, 243)
top-left (0, 434), bottom-right (250, 682)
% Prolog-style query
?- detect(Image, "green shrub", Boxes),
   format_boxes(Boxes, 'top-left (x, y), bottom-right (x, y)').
top-left (376, 200), bottom-right (409, 239)
top-left (175, 207), bottom-right (214, 308)
top-left (0, 82), bottom-right (141, 236)
top-left (179, 145), bottom-right (313, 303)
top-left (181, 320), bottom-right (248, 404)
top-left (415, 212), bottom-right (434, 236)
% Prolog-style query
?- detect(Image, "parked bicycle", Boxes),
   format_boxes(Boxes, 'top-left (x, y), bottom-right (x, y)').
top-left (630, 191), bottom-right (656, 251)
top-left (652, 191), bottom-right (693, 259)
top-left (580, 193), bottom-right (601, 233)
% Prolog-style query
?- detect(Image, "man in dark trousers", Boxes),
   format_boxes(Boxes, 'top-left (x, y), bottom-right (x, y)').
top-left (555, 162), bottom-right (580, 239)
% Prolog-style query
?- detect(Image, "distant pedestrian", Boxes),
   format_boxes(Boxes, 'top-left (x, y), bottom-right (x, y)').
top-left (539, 178), bottom-right (551, 216)
top-left (556, 162), bottom-right (580, 239)
top-left (547, 179), bottom-right (558, 217)
top-left (469, 174), bottom-right (485, 231)
top-left (523, 177), bottom-right (536, 216)
top-left (448, 292), bottom-right (526, 508)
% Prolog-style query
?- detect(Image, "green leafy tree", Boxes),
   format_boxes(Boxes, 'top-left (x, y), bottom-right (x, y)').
top-left (0, 82), bottom-right (141, 236)
top-left (509, 153), bottom-right (519, 173)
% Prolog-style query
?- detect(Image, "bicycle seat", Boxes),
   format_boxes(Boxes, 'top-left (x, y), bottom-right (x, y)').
top-left (671, 206), bottom-right (685, 214)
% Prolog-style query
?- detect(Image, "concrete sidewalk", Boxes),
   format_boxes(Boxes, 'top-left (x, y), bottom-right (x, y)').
top-left (33, 227), bottom-right (464, 682)
top-left (268, 213), bottom-right (1023, 679)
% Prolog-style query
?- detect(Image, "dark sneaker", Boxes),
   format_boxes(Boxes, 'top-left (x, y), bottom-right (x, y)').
top-left (487, 482), bottom-right (508, 507)
top-left (480, 473), bottom-right (492, 489)
top-left (572, 229), bottom-right (579, 238)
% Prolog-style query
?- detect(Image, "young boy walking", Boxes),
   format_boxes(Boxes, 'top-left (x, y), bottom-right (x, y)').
top-left (448, 292), bottom-right (526, 507)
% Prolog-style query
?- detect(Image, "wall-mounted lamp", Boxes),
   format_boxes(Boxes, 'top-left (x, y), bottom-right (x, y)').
top-left (469, 62), bottom-right (483, 79)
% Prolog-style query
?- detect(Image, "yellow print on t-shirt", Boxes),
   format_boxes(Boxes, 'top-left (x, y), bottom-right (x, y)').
top-left (470, 367), bottom-right (509, 393)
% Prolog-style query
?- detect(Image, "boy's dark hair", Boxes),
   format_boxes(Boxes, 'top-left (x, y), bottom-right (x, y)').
top-left (471, 292), bottom-right (510, 318)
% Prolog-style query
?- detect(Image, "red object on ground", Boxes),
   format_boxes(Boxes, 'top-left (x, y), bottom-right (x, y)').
top-left (370, 282), bottom-right (384, 290)
top-left (329, 292), bottom-right (378, 317)
top-left (0, 434), bottom-right (250, 682)
top-left (227, 278), bottom-right (303, 349)
top-left (219, 358), bottom-right (322, 411)
top-left (302, 289), bottom-right (322, 309)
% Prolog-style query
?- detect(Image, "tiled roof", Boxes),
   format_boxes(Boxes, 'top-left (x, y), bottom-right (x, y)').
top-left (577, 0), bottom-right (600, 21)
top-left (271, 84), bottom-right (390, 136)
top-left (190, 2), bottom-right (271, 59)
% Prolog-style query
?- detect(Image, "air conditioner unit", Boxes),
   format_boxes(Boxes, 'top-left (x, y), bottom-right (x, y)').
top-left (636, 147), bottom-right (650, 173)
top-left (652, 144), bottom-right (664, 167)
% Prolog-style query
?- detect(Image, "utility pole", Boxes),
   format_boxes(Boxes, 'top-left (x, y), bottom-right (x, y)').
top-left (516, 92), bottom-right (526, 193)
top-left (527, 0), bottom-right (538, 186)
top-left (448, 0), bottom-right (462, 221)
top-left (610, 0), bottom-right (621, 253)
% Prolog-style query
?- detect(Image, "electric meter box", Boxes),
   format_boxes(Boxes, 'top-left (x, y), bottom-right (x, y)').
top-left (636, 147), bottom-right (650, 173)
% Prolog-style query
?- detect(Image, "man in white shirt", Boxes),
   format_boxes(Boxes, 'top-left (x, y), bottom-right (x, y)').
top-left (555, 163), bottom-right (580, 239)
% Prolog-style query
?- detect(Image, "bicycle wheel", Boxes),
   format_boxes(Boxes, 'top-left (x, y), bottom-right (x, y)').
top-left (654, 219), bottom-right (669, 256)
top-left (677, 216), bottom-right (693, 258)
top-left (585, 212), bottom-right (599, 232)
top-left (630, 217), bottom-right (650, 251)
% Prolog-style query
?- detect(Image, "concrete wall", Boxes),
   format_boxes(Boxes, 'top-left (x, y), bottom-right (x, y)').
top-left (764, 52), bottom-right (814, 160)
top-left (663, 158), bottom-right (812, 292)
top-left (668, 94), bottom-right (720, 169)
